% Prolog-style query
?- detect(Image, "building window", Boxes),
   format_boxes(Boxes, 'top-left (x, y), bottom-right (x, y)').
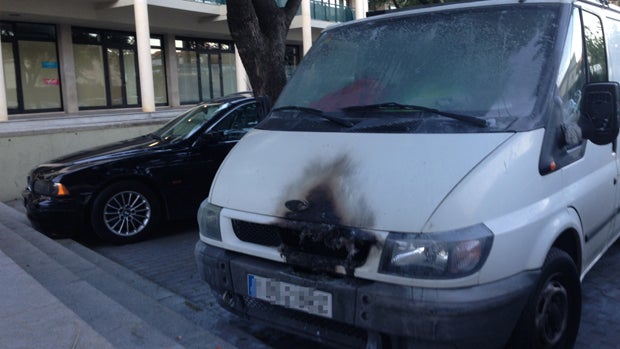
top-left (72, 28), bottom-right (167, 109)
top-left (1, 23), bottom-right (18, 110)
top-left (1, 22), bottom-right (62, 114)
top-left (285, 45), bottom-right (300, 80)
top-left (73, 32), bottom-right (106, 108)
top-left (151, 38), bottom-right (168, 105)
top-left (175, 38), bottom-right (237, 104)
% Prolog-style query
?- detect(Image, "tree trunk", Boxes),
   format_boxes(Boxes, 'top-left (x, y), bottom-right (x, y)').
top-left (226, 0), bottom-right (301, 105)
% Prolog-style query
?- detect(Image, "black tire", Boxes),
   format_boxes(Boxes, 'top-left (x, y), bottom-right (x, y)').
top-left (90, 181), bottom-right (160, 244)
top-left (506, 247), bottom-right (581, 349)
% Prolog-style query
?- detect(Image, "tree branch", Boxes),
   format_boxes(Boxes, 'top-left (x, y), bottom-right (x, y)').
top-left (283, 0), bottom-right (302, 23)
top-left (224, 0), bottom-right (303, 103)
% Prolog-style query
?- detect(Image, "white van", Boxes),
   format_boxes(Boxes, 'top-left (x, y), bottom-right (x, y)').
top-left (195, 0), bottom-right (620, 348)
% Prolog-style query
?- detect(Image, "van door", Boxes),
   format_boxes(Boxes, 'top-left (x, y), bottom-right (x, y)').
top-left (603, 15), bottom-right (620, 244)
top-left (555, 8), bottom-right (618, 269)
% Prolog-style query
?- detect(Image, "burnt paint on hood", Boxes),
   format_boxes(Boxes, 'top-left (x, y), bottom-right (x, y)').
top-left (280, 154), bottom-right (375, 227)
top-left (276, 154), bottom-right (379, 275)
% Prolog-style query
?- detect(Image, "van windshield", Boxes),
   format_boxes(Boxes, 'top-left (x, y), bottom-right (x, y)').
top-left (268, 4), bottom-right (564, 133)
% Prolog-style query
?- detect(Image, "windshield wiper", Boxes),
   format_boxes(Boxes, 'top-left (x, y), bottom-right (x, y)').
top-left (271, 106), bottom-right (354, 127)
top-left (342, 102), bottom-right (488, 127)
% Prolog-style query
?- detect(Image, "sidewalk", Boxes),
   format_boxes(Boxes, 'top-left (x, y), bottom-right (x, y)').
top-left (0, 248), bottom-right (115, 349)
top-left (0, 201), bottom-right (235, 349)
top-left (0, 200), bottom-right (117, 348)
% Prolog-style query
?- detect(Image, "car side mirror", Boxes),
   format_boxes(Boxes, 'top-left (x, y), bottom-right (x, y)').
top-left (194, 132), bottom-right (221, 147)
top-left (579, 82), bottom-right (620, 145)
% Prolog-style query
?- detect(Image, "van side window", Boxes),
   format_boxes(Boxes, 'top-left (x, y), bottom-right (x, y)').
top-left (557, 8), bottom-right (585, 124)
top-left (604, 17), bottom-right (620, 82)
top-left (583, 11), bottom-right (608, 82)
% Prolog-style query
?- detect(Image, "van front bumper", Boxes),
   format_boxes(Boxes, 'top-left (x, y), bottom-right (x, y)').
top-left (195, 241), bottom-right (538, 349)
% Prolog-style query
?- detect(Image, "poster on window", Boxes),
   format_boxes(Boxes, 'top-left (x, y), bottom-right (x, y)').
top-left (43, 78), bottom-right (60, 85)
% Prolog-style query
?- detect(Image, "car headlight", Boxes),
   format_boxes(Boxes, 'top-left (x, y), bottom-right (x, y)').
top-left (197, 200), bottom-right (222, 241)
top-left (379, 224), bottom-right (493, 279)
top-left (33, 180), bottom-right (70, 197)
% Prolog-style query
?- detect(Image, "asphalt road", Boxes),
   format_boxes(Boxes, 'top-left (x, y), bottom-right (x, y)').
top-left (81, 221), bottom-right (620, 349)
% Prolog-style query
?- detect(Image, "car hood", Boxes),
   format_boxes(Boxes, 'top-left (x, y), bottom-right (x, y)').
top-left (209, 129), bottom-right (514, 233)
top-left (48, 135), bottom-right (164, 166)
top-left (30, 135), bottom-right (167, 180)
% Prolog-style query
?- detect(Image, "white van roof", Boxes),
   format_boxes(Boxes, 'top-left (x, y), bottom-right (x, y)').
top-left (331, 0), bottom-right (620, 32)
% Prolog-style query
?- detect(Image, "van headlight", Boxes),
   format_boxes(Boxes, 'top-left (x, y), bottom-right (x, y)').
top-left (197, 200), bottom-right (222, 241)
top-left (379, 224), bottom-right (493, 279)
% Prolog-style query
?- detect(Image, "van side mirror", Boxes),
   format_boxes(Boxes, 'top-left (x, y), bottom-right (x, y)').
top-left (579, 82), bottom-right (620, 145)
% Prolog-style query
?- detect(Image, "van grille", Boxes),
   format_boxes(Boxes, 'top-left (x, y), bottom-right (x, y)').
top-left (231, 220), bottom-right (281, 246)
top-left (231, 219), bottom-right (376, 274)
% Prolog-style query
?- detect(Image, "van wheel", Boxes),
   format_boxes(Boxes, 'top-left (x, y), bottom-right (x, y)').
top-left (91, 181), bottom-right (160, 244)
top-left (506, 247), bottom-right (581, 349)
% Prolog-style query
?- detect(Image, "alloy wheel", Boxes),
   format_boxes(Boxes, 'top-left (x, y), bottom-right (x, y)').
top-left (103, 190), bottom-right (152, 237)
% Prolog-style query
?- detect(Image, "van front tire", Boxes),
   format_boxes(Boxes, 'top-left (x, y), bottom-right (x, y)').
top-left (506, 247), bottom-right (581, 349)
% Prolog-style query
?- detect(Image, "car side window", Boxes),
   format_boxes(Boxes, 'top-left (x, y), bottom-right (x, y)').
top-left (211, 102), bottom-right (259, 141)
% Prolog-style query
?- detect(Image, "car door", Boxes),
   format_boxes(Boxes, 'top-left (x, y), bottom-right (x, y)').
top-left (165, 101), bottom-right (259, 219)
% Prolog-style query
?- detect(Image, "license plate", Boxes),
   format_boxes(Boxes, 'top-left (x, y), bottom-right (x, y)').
top-left (247, 274), bottom-right (333, 318)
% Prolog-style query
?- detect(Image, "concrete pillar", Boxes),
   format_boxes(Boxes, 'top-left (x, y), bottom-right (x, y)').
top-left (134, 0), bottom-right (155, 112)
top-left (301, 0), bottom-right (312, 55)
top-left (355, 0), bottom-right (367, 19)
top-left (164, 34), bottom-right (180, 107)
top-left (235, 46), bottom-right (250, 92)
top-left (57, 24), bottom-right (79, 114)
top-left (0, 35), bottom-right (7, 121)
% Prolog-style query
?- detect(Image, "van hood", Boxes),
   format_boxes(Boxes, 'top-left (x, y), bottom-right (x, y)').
top-left (210, 130), bottom-right (513, 233)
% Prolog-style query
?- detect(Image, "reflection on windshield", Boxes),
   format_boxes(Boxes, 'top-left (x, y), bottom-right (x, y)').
top-left (153, 103), bottom-right (225, 142)
top-left (273, 4), bottom-right (562, 133)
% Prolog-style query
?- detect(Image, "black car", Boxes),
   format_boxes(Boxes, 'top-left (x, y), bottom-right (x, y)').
top-left (23, 92), bottom-right (259, 244)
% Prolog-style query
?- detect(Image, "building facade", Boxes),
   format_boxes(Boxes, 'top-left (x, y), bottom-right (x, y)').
top-left (0, 0), bottom-right (367, 120)
top-left (0, 0), bottom-right (368, 202)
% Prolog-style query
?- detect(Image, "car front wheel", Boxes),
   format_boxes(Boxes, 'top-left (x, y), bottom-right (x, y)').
top-left (91, 181), bottom-right (160, 244)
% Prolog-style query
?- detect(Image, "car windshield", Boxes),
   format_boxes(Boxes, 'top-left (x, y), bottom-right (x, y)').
top-left (153, 103), bottom-right (227, 142)
top-left (269, 4), bottom-right (563, 133)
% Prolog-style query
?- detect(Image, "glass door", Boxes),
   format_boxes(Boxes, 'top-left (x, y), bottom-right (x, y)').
top-left (2, 22), bottom-right (62, 114)
top-left (199, 52), bottom-right (223, 100)
top-left (106, 47), bottom-right (139, 107)
top-left (123, 49), bottom-right (138, 105)
top-left (175, 38), bottom-right (236, 104)
top-left (199, 52), bottom-right (212, 101)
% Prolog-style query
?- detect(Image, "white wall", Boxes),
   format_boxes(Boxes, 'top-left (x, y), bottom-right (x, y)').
top-left (0, 123), bottom-right (164, 201)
